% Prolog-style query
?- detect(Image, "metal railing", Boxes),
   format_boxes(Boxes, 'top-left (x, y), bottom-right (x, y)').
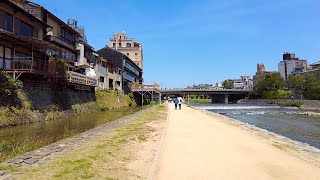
top-left (66, 71), bottom-right (97, 87)
top-left (1, 57), bottom-right (47, 73)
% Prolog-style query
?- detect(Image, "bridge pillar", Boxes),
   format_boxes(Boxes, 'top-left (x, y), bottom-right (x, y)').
top-left (211, 94), bottom-right (228, 104)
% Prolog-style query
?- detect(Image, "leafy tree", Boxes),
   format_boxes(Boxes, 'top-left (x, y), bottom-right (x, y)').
top-left (256, 73), bottom-right (285, 91)
top-left (287, 75), bottom-right (304, 92)
top-left (222, 80), bottom-right (232, 89)
top-left (302, 74), bottom-right (320, 100)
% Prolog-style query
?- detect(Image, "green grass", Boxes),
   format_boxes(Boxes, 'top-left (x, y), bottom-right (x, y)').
top-left (20, 105), bottom-right (167, 179)
top-left (0, 137), bottom-right (54, 163)
top-left (268, 100), bottom-right (304, 108)
top-left (187, 99), bottom-right (211, 103)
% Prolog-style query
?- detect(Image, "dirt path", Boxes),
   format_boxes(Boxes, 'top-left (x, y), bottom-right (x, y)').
top-left (154, 104), bottom-right (320, 180)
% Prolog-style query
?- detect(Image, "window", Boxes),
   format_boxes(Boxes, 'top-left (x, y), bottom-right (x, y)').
top-left (15, 18), bottom-right (38, 38)
top-left (118, 43), bottom-right (122, 47)
top-left (26, 8), bottom-right (36, 15)
top-left (126, 53), bottom-right (129, 56)
top-left (60, 28), bottom-right (75, 45)
top-left (137, 63), bottom-right (139, 66)
top-left (126, 43), bottom-right (131, 47)
top-left (113, 43), bottom-right (115, 47)
top-left (119, 36), bottom-right (122, 39)
top-left (100, 76), bottom-right (105, 83)
top-left (0, 10), bottom-right (13, 32)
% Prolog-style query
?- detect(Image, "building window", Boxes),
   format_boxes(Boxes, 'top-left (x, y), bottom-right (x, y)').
top-left (126, 53), bottom-right (129, 56)
top-left (113, 43), bottom-right (115, 47)
top-left (26, 8), bottom-right (36, 15)
top-left (0, 10), bottom-right (13, 32)
top-left (126, 43), bottom-right (131, 47)
top-left (100, 76), bottom-right (105, 83)
top-left (118, 43), bottom-right (122, 47)
top-left (60, 28), bottom-right (75, 45)
top-left (119, 36), bottom-right (122, 39)
top-left (137, 63), bottom-right (139, 66)
top-left (15, 18), bottom-right (38, 38)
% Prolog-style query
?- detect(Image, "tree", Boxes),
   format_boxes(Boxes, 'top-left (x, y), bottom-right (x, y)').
top-left (287, 75), bottom-right (304, 92)
top-left (256, 73), bottom-right (284, 91)
top-left (302, 74), bottom-right (320, 100)
top-left (222, 80), bottom-right (232, 89)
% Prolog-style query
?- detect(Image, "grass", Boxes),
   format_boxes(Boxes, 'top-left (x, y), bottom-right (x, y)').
top-left (268, 100), bottom-right (304, 108)
top-left (187, 99), bottom-right (211, 103)
top-left (0, 137), bottom-right (54, 163)
top-left (19, 105), bottom-right (167, 180)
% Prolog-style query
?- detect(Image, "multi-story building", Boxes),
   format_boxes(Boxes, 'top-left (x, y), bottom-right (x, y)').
top-left (227, 76), bottom-right (253, 90)
top-left (109, 31), bottom-right (143, 71)
top-left (97, 46), bottom-right (143, 94)
top-left (253, 64), bottom-right (276, 86)
top-left (278, 52), bottom-right (308, 80)
top-left (1, 0), bottom-right (98, 91)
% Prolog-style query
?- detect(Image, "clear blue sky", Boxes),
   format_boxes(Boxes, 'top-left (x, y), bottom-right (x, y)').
top-left (33, 0), bottom-right (320, 88)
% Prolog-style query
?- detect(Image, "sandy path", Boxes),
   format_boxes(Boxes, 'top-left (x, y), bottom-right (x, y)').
top-left (154, 104), bottom-right (320, 180)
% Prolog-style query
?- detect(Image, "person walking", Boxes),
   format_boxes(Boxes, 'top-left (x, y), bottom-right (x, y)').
top-left (178, 97), bottom-right (183, 110)
top-left (174, 97), bottom-right (179, 110)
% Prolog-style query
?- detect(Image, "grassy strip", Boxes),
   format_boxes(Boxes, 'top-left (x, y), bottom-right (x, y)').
top-left (268, 100), bottom-right (304, 108)
top-left (187, 99), bottom-right (211, 103)
top-left (19, 105), bottom-right (167, 180)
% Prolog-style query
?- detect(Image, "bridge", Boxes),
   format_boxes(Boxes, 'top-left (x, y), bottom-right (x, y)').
top-left (160, 89), bottom-right (251, 104)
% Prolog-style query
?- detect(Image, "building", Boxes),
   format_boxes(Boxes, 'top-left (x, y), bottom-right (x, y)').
top-left (227, 76), bottom-right (253, 90)
top-left (278, 52), bottom-right (308, 80)
top-left (253, 64), bottom-right (276, 86)
top-left (1, 0), bottom-right (98, 91)
top-left (109, 31), bottom-right (143, 71)
top-left (97, 46), bottom-right (143, 93)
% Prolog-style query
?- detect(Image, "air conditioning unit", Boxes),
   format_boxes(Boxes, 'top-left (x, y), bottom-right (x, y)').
top-left (76, 45), bottom-right (81, 51)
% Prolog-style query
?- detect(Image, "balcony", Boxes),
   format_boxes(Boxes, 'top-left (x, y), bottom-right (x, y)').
top-left (48, 35), bottom-right (75, 51)
top-left (0, 57), bottom-right (47, 75)
top-left (66, 71), bottom-right (97, 87)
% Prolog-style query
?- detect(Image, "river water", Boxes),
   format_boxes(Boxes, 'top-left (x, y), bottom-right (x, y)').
top-left (190, 103), bottom-right (320, 149)
top-left (0, 107), bottom-right (142, 143)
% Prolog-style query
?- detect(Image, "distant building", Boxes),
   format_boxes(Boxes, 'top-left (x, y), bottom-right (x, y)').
top-left (253, 64), bottom-right (276, 86)
top-left (109, 31), bottom-right (143, 71)
top-left (278, 52), bottom-right (308, 80)
top-left (97, 46), bottom-right (143, 94)
top-left (227, 76), bottom-right (253, 90)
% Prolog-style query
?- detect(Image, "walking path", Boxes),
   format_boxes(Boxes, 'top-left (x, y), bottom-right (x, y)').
top-left (154, 104), bottom-right (320, 180)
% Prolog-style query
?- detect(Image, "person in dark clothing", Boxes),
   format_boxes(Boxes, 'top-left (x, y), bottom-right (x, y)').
top-left (174, 97), bottom-right (179, 110)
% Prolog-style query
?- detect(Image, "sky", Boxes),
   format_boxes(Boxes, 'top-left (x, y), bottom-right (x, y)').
top-left (33, 0), bottom-right (320, 88)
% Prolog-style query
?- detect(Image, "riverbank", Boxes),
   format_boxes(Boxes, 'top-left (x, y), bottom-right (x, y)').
top-left (0, 104), bottom-right (167, 179)
top-left (155, 104), bottom-right (320, 179)
top-left (239, 99), bottom-right (320, 111)
top-left (0, 90), bottom-right (135, 128)
top-left (187, 99), bottom-right (211, 103)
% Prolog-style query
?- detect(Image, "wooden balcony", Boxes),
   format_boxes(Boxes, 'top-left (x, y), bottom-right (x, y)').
top-left (66, 71), bottom-right (97, 87)
top-left (0, 57), bottom-right (47, 75)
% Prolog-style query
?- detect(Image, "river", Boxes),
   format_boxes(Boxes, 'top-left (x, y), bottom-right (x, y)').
top-left (190, 103), bottom-right (320, 149)
top-left (0, 107), bottom-right (142, 144)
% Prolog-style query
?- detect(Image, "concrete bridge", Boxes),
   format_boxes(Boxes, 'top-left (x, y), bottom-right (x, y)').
top-left (160, 89), bottom-right (251, 104)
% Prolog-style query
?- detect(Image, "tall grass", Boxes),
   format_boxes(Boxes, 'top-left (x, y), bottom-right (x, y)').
top-left (0, 137), bottom-right (54, 163)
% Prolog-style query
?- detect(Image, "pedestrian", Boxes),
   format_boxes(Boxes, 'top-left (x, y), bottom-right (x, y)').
top-left (178, 97), bottom-right (183, 110)
top-left (174, 97), bottom-right (179, 110)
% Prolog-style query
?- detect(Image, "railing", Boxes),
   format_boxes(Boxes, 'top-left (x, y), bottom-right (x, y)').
top-left (67, 71), bottom-right (97, 87)
top-left (0, 57), bottom-right (47, 74)
top-left (48, 35), bottom-right (75, 51)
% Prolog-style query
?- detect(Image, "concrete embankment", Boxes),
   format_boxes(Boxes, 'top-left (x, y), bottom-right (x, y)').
top-left (155, 104), bottom-right (320, 179)
top-left (0, 89), bottom-right (135, 128)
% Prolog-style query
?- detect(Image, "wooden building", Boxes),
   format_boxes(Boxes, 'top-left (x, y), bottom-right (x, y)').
top-left (0, 0), bottom-right (97, 91)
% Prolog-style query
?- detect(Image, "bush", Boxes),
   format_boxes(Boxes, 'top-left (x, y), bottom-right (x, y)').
top-left (262, 90), bottom-right (291, 99)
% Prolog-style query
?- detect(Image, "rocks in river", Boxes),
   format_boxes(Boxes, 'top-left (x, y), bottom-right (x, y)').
top-left (298, 111), bottom-right (320, 117)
